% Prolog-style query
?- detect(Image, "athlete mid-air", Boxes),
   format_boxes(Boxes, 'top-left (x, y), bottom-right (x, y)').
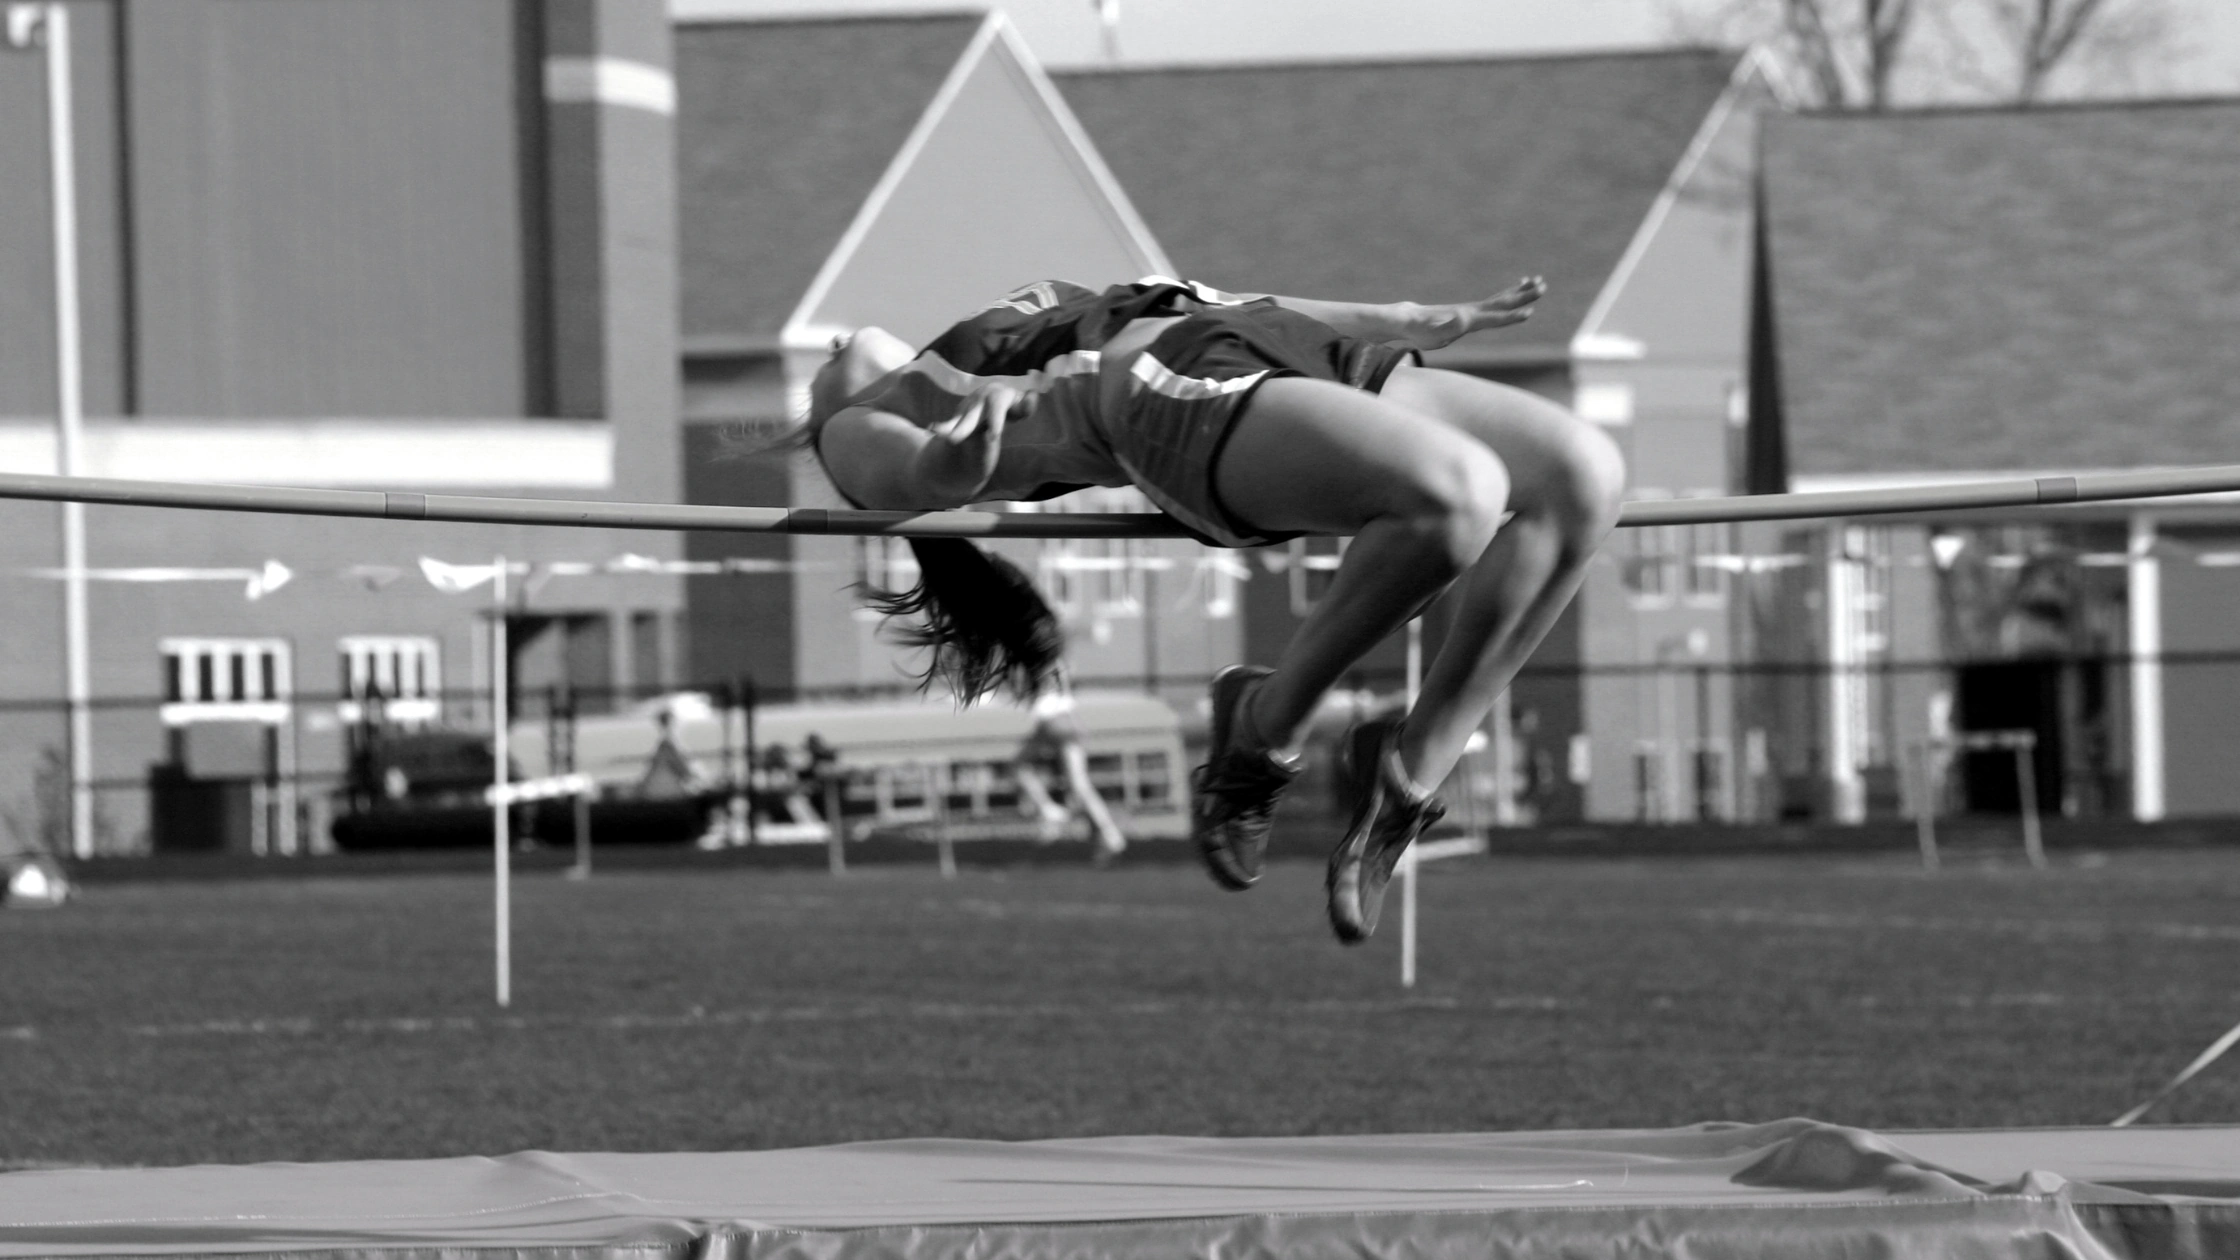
top-left (801, 276), bottom-right (1623, 943)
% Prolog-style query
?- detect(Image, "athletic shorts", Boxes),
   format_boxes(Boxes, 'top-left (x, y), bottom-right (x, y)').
top-left (1102, 303), bottom-right (1417, 548)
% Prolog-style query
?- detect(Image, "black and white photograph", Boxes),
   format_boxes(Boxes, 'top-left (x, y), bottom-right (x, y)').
top-left (1, 0), bottom-right (2236, 1254)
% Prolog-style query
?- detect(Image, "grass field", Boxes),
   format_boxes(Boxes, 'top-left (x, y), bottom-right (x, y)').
top-left (4, 846), bottom-right (2238, 1169)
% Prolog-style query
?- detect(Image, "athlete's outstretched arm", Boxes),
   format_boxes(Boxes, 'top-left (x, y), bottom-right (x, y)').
top-left (819, 386), bottom-right (1019, 511)
top-left (1239, 276), bottom-right (1547, 351)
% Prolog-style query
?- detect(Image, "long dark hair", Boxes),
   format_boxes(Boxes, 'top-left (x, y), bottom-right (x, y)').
top-left (865, 538), bottom-right (1064, 703)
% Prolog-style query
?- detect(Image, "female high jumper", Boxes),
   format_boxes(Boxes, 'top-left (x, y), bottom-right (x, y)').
top-left (803, 276), bottom-right (1624, 943)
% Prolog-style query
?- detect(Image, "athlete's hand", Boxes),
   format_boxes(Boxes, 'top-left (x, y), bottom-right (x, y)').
top-left (1401, 277), bottom-right (1546, 350)
top-left (916, 384), bottom-right (1018, 506)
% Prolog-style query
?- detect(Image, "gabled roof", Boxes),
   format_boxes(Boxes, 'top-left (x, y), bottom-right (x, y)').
top-left (676, 13), bottom-right (983, 347)
top-left (1054, 50), bottom-right (1741, 362)
top-left (676, 11), bottom-right (1167, 353)
top-left (1764, 99), bottom-right (2240, 476)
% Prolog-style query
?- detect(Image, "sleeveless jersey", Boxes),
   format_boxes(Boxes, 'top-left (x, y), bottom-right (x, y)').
top-left (846, 276), bottom-right (1261, 503)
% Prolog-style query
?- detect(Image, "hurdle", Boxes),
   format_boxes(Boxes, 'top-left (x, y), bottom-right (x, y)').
top-left (1909, 730), bottom-right (2045, 872)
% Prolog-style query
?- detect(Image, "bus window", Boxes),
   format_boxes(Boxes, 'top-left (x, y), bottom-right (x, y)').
top-left (1087, 752), bottom-right (1126, 802)
top-left (984, 762), bottom-right (1022, 813)
top-left (944, 761), bottom-right (987, 815)
top-left (1134, 750), bottom-right (1174, 807)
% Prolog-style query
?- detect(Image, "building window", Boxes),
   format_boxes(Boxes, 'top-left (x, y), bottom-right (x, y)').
top-left (339, 635), bottom-right (441, 725)
top-left (629, 611), bottom-right (666, 698)
top-left (1623, 525), bottom-right (1680, 607)
top-left (1016, 487), bottom-right (1157, 621)
top-left (1039, 537), bottom-right (1144, 618)
top-left (161, 638), bottom-right (292, 727)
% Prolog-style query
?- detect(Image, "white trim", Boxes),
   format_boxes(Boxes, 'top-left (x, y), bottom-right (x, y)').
top-left (1130, 355), bottom-right (1265, 401)
top-left (906, 347), bottom-right (1102, 396)
top-left (543, 56), bottom-right (676, 116)
top-left (0, 418), bottom-right (612, 489)
top-left (781, 15), bottom-right (1004, 340)
top-left (988, 14), bottom-right (1173, 277)
top-left (1569, 55), bottom-right (1765, 361)
top-left (1738, 41), bottom-right (1807, 111)
top-left (1574, 381), bottom-right (1636, 424)
top-left (1571, 333), bottom-right (1645, 362)
top-left (779, 14), bottom-right (1174, 348)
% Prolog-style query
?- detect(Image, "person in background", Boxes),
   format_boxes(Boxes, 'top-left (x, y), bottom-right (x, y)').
top-left (1014, 684), bottom-right (1126, 864)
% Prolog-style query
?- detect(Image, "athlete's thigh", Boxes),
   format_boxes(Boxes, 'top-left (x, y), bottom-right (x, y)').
top-left (1214, 376), bottom-right (1505, 536)
top-left (1375, 365), bottom-right (1621, 517)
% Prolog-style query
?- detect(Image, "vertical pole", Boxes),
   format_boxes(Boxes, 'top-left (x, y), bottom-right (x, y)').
top-left (29, 4), bottom-right (94, 860)
top-left (936, 769), bottom-right (956, 879)
top-left (1694, 663), bottom-right (1713, 821)
top-left (491, 558), bottom-right (511, 1008)
top-left (741, 677), bottom-right (760, 848)
top-left (570, 788), bottom-right (591, 879)
top-left (2015, 739), bottom-right (2045, 870)
top-left (1489, 686), bottom-right (1517, 828)
top-left (2127, 514), bottom-right (2164, 821)
top-left (1142, 543), bottom-right (1159, 697)
top-left (1825, 527), bottom-right (1865, 823)
top-left (721, 677), bottom-right (739, 842)
top-left (1910, 742), bottom-right (1939, 873)
top-left (1400, 617), bottom-right (1422, 990)
top-left (277, 647), bottom-right (300, 856)
top-left (824, 777), bottom-right (847, 875)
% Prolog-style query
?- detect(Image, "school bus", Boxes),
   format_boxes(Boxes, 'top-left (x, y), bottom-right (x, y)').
top-left (507, 690), bottom-right (1188, 843)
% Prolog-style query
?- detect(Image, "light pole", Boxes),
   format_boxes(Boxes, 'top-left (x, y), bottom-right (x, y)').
top-left (8, 3), bottom-right (93, 859)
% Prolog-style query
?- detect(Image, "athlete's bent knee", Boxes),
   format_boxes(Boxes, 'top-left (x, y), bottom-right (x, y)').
top-left (1389, 445), bottom-right (1508, 573)
top-left (1546, 420), bottom-right (1627, 540)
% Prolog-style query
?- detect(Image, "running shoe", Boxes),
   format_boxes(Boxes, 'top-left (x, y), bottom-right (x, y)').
top-left (1326, 719), bottom-right (1446, 945)
top-left (1191, 665), bottom-right (1297, 890)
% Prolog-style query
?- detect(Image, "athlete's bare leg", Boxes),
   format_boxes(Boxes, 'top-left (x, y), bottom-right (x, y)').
top-left (1213, 377), bottom-right (1510, 759)
top-left (1372, 365), bottom-right (1624, 786)
top-left (1214, 368), bottom-right (1622, 790)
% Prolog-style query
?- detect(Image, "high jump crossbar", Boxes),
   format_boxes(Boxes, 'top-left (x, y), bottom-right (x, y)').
top-left (0, 463), bottom-right (2237, 537)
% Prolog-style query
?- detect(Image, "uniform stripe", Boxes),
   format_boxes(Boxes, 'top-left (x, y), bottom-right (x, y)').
top-left (1130, 354), bottom-right (1267, 401)
top-left (1135, 275), bottom-right (1250, 306)
top-left (895, 349), bottom-right (1103, 406)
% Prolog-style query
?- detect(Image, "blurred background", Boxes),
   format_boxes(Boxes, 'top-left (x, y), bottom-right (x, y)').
top-left (1, 0), bottom-right (2237, 865)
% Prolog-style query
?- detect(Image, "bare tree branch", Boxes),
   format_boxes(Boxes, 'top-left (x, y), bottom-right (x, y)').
top-left (1662, 0), bottom-right (2177, 108)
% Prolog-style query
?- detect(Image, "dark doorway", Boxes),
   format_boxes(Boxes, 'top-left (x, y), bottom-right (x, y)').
top-left (1955, 661), bottom-right (2065, 813)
